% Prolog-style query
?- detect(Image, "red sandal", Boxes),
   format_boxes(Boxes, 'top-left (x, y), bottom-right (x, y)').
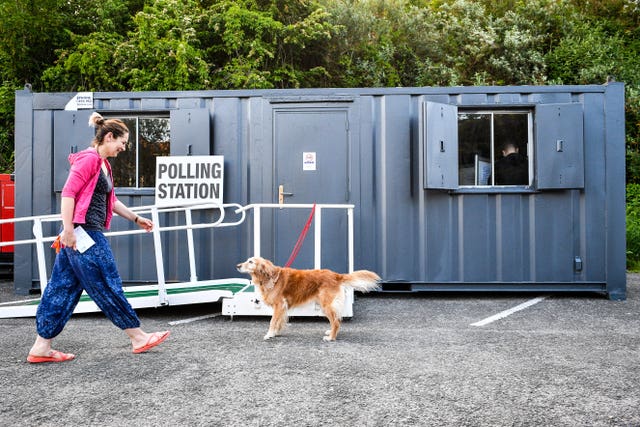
top-left (27, 350), bottom-right (75, 363)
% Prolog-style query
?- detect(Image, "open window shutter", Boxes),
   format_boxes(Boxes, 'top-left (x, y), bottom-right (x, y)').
top-left (422, 101), bottom-right (458, 189)
top-left (535, 103), bottom-right (584, 189)
top-left (170, 109), bottom-right (211, 156)
top-left (53, 110), bottom-right (95, 191)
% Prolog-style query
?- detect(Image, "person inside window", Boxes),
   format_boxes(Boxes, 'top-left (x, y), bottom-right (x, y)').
top-left (494, 142), bottom-right (528, 185)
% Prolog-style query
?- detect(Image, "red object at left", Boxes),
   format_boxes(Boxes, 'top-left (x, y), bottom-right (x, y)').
top-left (0, 174), bottom-right (14, 253)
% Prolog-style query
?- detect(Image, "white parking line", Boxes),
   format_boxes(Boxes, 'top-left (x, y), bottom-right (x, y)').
top-left (168, 312), bottom-right (221, 326)
top-left (471, 296), bottom-right (547, 327)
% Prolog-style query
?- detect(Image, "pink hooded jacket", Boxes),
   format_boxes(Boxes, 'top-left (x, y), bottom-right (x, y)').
top-left (60, 147), bottom-right (118, 229)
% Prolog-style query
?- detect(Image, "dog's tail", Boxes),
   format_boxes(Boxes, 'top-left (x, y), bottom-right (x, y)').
top-left (341, 270), bottom-right (381, 292)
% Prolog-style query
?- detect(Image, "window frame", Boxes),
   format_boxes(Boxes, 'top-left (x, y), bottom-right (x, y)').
top-left (457, 108), bottom-right (534, 189)
top-left (104, 113), bottom-right (171, 192)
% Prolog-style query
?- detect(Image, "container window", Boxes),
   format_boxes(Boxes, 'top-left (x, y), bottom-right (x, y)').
top-left (109, 116), bottom-right (170, 188)
top-left (458, 111), bottom-right (532, 187)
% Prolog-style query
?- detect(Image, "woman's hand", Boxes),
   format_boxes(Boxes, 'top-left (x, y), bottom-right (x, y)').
top-left (60, 227), bottom-right (77, 250)
top-left (135, 216), bottom-right (154, 232)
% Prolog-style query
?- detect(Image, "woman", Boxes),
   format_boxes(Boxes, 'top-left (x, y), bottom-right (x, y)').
top-left (27, 113), bottom-right (169, 363)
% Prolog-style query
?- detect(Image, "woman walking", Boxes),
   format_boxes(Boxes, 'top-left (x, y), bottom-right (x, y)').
top-left (27, 112), bottom-right (169, 363)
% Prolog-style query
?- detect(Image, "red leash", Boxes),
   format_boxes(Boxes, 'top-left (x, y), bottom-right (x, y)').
top-left (284, 203), bottom-right (316, 268)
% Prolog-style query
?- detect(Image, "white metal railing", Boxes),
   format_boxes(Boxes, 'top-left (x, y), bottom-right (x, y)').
top-left (0, 203), bottom-right (246, 304)
top-left (235, 203), bottom-right (355, 273)
top-left (0, 202), bottom-right (356, 303)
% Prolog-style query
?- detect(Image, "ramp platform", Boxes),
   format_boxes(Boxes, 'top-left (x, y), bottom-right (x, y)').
top-left (0, 278), bottom-right (251, 318)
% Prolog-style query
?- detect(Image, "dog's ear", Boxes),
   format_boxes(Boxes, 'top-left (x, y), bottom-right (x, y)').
top-left (253, 257), bottom-right (269, 279)
top-left (267, 258), bottom-right (279, 277)
top-left (256, 257), bottom-right (277, 279)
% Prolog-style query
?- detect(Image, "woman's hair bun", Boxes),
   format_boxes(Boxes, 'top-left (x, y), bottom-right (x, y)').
top-left (88, 112), bottom-right (105, 128)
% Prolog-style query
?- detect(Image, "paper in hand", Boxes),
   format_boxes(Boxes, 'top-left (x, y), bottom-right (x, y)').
top-left (73, 226), bottom-right (96, 253)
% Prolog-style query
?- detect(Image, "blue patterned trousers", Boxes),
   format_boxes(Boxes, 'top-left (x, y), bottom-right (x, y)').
top-left (36, 230), bottom-right (141, 339)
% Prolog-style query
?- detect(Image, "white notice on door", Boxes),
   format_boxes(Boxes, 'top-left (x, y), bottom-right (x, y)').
top-left (303, 152), bottom-right (316, 171)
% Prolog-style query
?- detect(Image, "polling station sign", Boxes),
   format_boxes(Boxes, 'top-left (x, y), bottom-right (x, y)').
top-left (155, 156), bottom-right (224, 207)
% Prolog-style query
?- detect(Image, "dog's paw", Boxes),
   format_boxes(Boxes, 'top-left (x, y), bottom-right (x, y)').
top-left (263, 332), bottom-right (275, 340)
top-left (322, 335), bottom-right (336, 342)
top-left (324, 330), bottom-right (331, 336)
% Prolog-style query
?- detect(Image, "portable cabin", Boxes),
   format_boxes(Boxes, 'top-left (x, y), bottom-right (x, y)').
top-left (12, 83), bottom-right (626, 299)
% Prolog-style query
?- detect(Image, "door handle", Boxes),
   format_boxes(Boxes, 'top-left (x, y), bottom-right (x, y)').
top-left (278, 184), bottom-right (294, 205)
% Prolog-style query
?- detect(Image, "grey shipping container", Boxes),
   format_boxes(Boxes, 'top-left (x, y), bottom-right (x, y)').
top-left (12, 83), bottom-right (626, 299)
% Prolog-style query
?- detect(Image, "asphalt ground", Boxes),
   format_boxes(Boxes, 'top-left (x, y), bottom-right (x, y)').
top-left (0, 276), bottom-right (639, 426)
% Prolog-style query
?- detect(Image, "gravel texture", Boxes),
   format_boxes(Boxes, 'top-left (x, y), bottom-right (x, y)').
top-left (1, 277), bottom-right (639, 426)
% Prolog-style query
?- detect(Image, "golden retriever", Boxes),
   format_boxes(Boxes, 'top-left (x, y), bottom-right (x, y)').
top-left (236, 256), bottom-right (380, 341)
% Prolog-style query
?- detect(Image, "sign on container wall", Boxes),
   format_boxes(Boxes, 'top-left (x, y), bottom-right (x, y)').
top-left (64, 92), bottom-right (94, 110)
top-left (155, 156), bottom-right (224, 207)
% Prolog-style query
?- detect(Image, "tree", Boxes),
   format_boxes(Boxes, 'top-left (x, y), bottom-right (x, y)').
top-left (321, 0), bottom-right (569, 87)
top-left (116, 0), bottom-right (211, 91)
top-left (0, 0), bottom-right (143, 172)
top-left (205, 0), bottom-right (337, 89)
top-left (42, 32), bottom-right (127, 92)
top-left (0, 0), bottom-right (71, 172)
top-left (0, 82), bottom-right (16, 173)
top-left (481, 0), bottom-right (569, 85)
top-left (0, 0), bottom-right (69, 88)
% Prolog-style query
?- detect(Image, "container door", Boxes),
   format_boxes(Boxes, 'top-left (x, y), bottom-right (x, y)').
top-left (273, 107), bottom-right (350, 271)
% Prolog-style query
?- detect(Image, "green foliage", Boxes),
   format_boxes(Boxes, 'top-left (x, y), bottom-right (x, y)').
top-left (36, 0), bottom-right (337, 92)
top-left (0, 81), bottom-right (18, 173)
top-left (42, 32), bottom-right (127, 92)
top-left (546, 21), bottom-right (630, 85)
top-left (206, 0), bottom-right (337, 88)
top-left (542, 3), bottom-right (640, 183)
top-left (322, 0), bottom-right (568, 87)
top-left (627, 87), bottom-right (640, 184)
top-left (207, 0), bottom-right (288, 88)
top-left (323, 0), bottom-right (430, 87)
top-left (627, 184), bottom-right (640, 271)
top-left (483, 1), bottom-right (562, 85)
top-left (58, 0), bottom-right (143, 36)
top-left (117, 0), bottom-right (211, 91)
top-left (546, 0), bottom-right (640, 189)
top-left (42, 0), bottom-right (211, 92)
top-left (0, 0), bottom-right (70, 88)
